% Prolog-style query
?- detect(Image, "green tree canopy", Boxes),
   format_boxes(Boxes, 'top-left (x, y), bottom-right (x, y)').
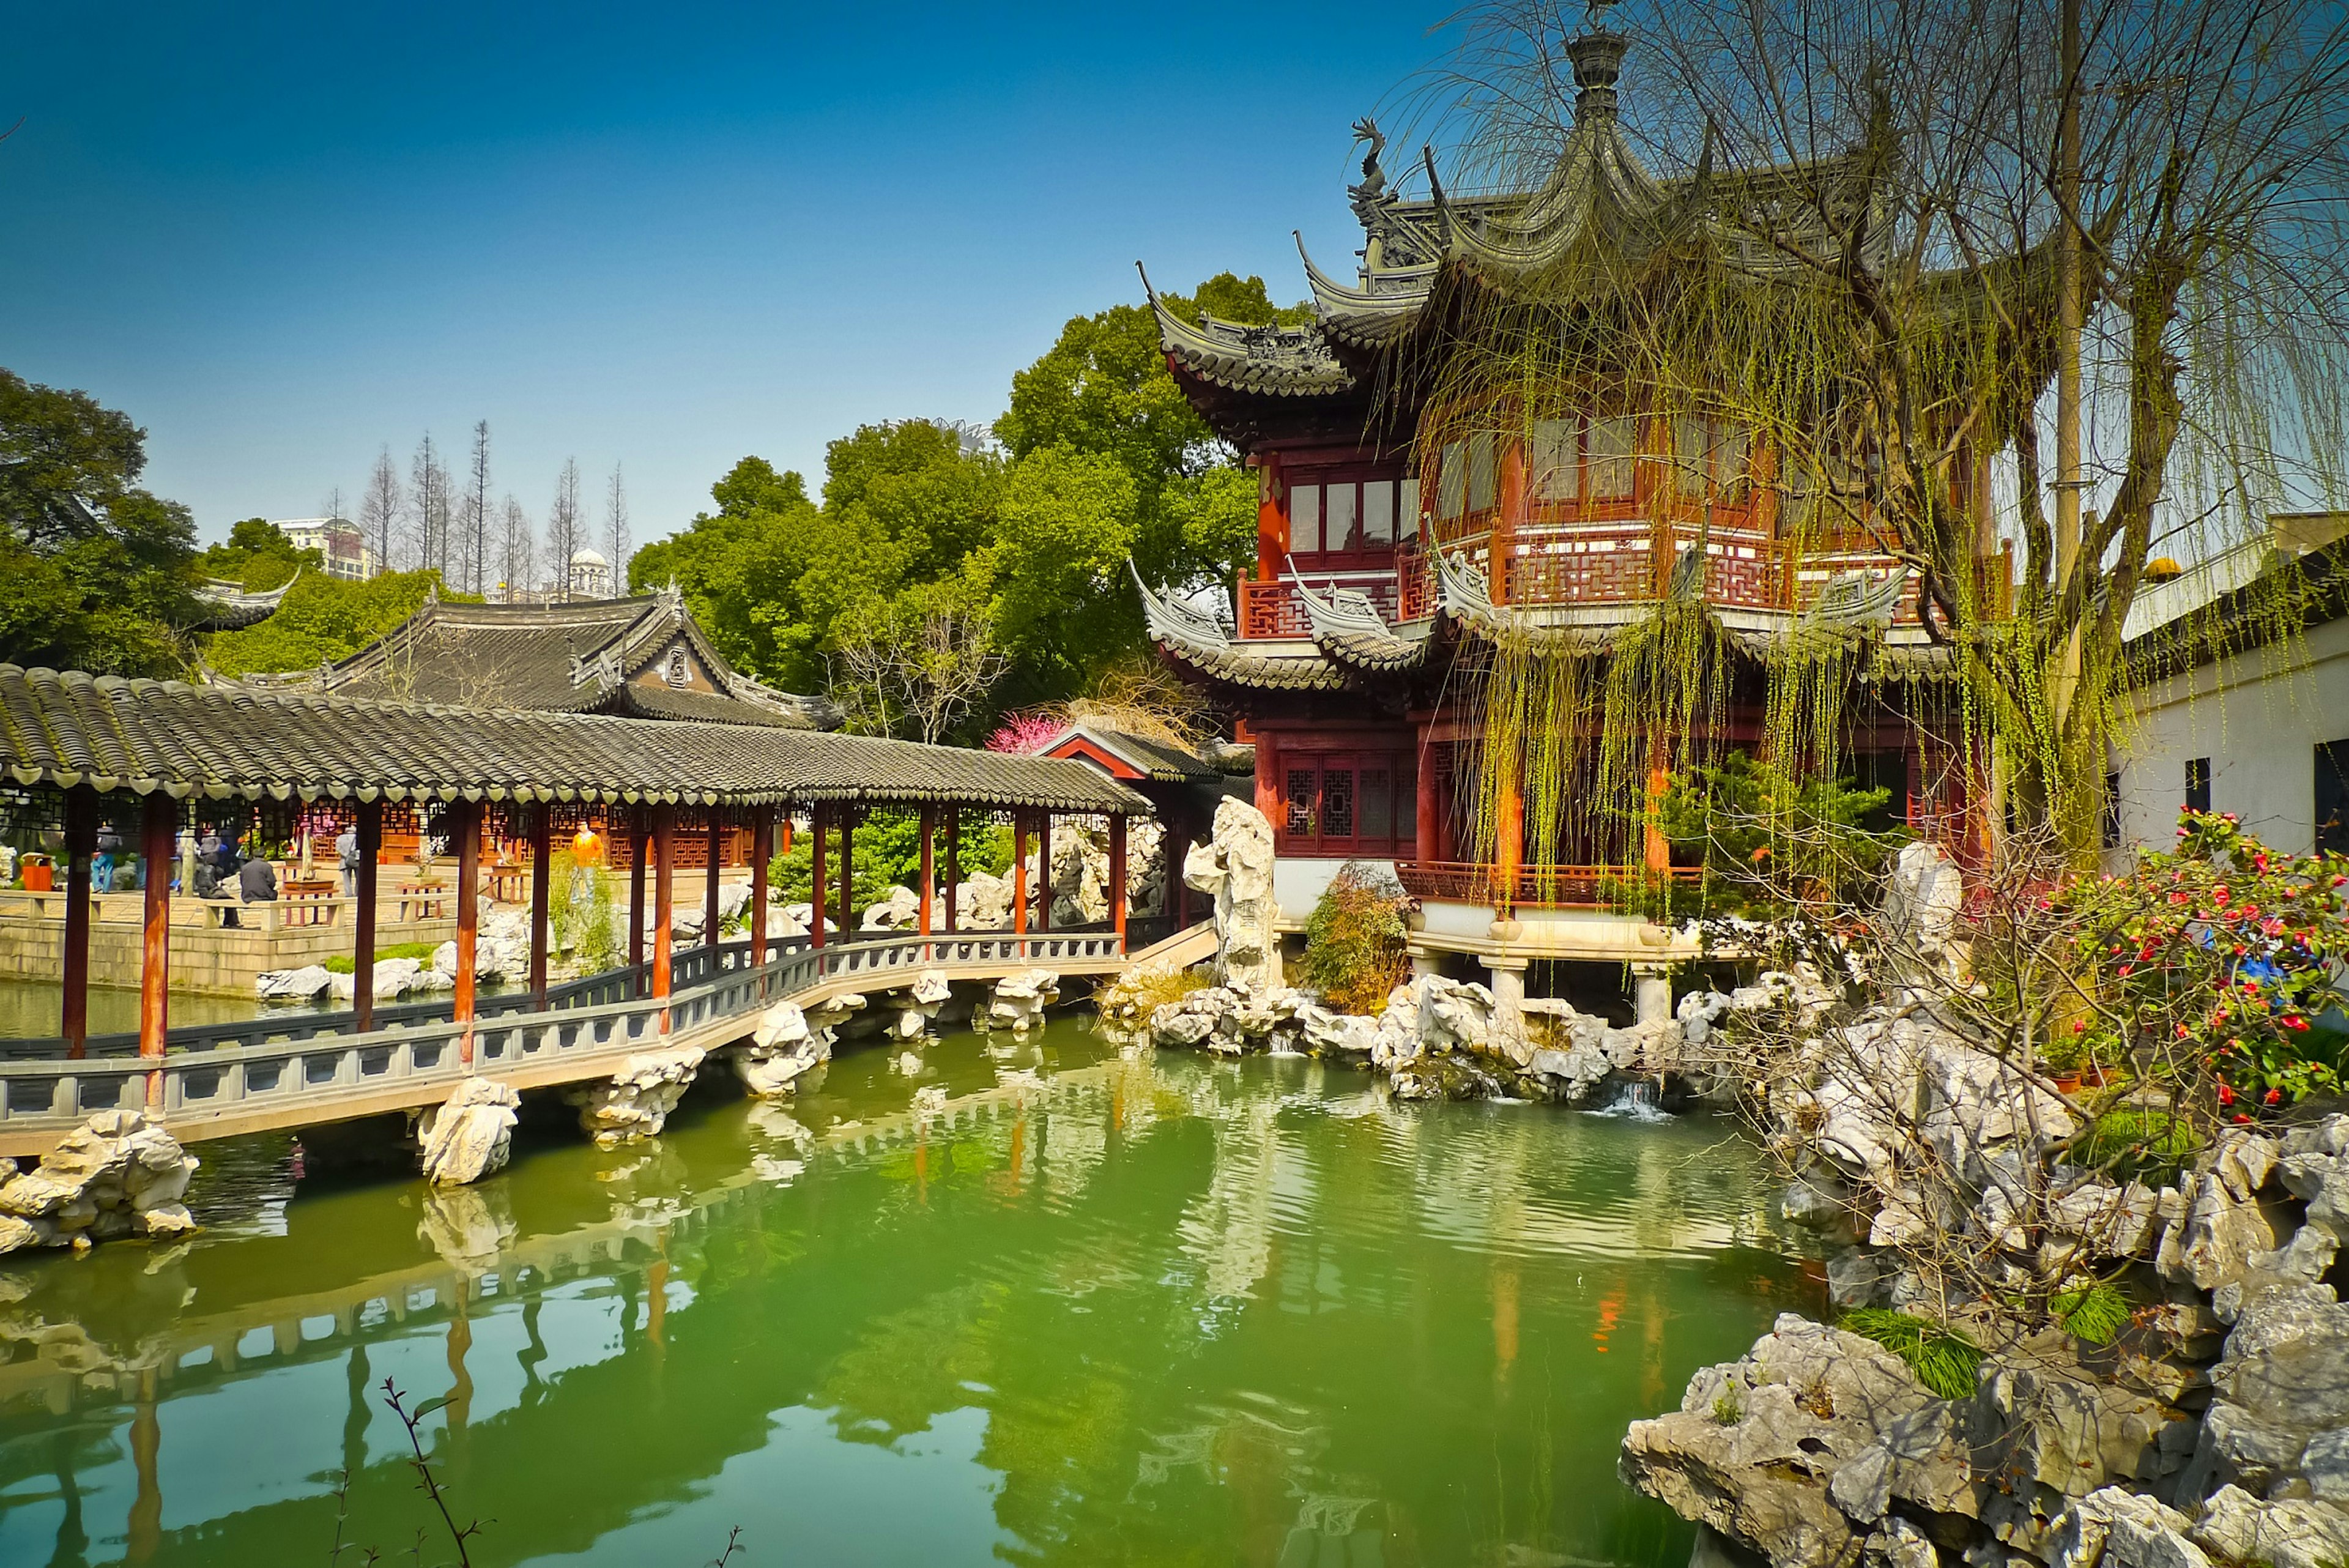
top-left (0, 369), bottom-right (201, 676)
top-left (633, 272), bottom-right (1280, 737)
top-left (198, 518), bottom-right (320, 592)
top-left (204, 568), bottom-right (455, 679)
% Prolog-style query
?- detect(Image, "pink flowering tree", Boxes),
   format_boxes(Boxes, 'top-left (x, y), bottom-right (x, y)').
top-left (985, 712), bottom-right (1065, 756)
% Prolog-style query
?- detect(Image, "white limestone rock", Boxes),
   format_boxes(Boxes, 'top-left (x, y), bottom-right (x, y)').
top-left (1525, 1043), bottom-right (1613, 1103)
top-left (0, 1110), bottom-right (200, 1247)
top-left (257, 964), bottom-right (333, 1001)
top-left (1182, 798), bottom-right (1281, 992)
top-left (733, 1001), bottom-right (832, 1098)
top-left (415, 1077), bottom-right (521, 1187)
top-left (565, 1045), bottom-right (707, 1145)
top-left (863, 885), bottom-right (920, 931)
top-left (986, 968), bottom-right (1061, 1033)
top-left (1883, 840), bottom-right (1966, 966)
top-left (956, 872), bottom-right (1014, 931)
top-left (2046, 1488), bottom-right (2210, 1568)
top-left (2189, 1486), bottom-right (2349, 1568)
top-left (891, 967), bottom-right (952, 1039)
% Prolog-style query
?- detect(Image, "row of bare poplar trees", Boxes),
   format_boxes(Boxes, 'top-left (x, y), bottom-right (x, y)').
top-left (339, 422), bottom-right (631, 600)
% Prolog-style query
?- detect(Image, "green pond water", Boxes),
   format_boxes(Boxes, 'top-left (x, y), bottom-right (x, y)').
top-left (0, 1017), bottom-right (1816, 1567)
top-left (0, 979), bottom-right (266, 1040)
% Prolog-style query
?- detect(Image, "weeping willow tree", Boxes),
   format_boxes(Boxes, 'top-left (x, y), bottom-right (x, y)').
top-left (1397, 0), bottom-right (2349, 874)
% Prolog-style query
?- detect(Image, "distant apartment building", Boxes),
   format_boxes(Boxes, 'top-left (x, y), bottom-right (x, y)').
top-left (274, 518), bottom-right (379, 581)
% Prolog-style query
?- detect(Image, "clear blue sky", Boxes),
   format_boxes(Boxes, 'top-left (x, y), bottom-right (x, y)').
top-left (2, 2), bottom-right (1451, 549)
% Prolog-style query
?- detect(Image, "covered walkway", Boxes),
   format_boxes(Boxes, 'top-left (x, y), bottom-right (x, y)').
top-left (0, 664), bottom-right (1159, 1149)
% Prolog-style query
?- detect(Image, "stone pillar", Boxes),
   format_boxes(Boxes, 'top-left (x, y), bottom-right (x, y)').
top-left (1485, 953), bottom-right (1528, 1038)
top-left (1409, 945), bottom-right (1442, 979)
top-left (62, 787), bottom-right (94, 1058)
top-left (1633, 964), bottom-right (1672, 1027)
top-left (354, 800), bottom-right (382, 1031)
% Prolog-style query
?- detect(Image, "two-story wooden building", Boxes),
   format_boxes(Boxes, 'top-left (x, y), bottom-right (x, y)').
top-left (1134, 19), bottom-right (1984, 1011)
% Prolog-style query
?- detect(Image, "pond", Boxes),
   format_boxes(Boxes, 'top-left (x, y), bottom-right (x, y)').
top-left (0, 1016), bottom-right (1816, 1567)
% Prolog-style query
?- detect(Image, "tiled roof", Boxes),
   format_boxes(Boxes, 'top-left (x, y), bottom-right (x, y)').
top-left (263, 590), bottom-right (839, 730)
top-left (1050, 724), bottom-right (1222, 782)
top-left (0, 665), bottom-right (1149, 814)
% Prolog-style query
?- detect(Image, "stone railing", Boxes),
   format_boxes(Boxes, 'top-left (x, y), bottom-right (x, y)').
top-left (0, 928), bottom-right (1132, 1135)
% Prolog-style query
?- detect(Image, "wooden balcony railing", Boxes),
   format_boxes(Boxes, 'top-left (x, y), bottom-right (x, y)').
top-left (1234, 521), bottom-right (1920, 639)
top-left (1395, 860), bottom-right (1702, 910)
top-left (1237, 573), bottom-right (1403, 640)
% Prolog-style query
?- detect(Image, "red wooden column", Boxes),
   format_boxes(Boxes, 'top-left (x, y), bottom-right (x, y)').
top-left (62, 788), bottom-right (95, 1058)
top-left (1494, 773), bottom-right (1523, 919)
top-left (1643, 734), bottom-right (1673, 875)
top-left (1012, 812), bottom-right (1030, 935)
top-left (652, 806), bottom-right (675, 1031)
top-left (628, 806), bottom-right (648, 994)
top-left (453, 801), bottom-right (481, 1065)
top-left (138, 793), bottom-right (174, 1108)
top-left (917, 804), bottom-right (935, 937)
top-left (529, 804), bottom-right (552, 1004)
top-left (943, 812), bottom-right (960, 932)
top-left (811, 801), bottom-right (829, 950)
top-left (1035, 813), bottom-right (1052, 933)
top-left (703, 808), bottom-right (724, 950)
top-left (354, 800), bottom-right (382, 1032)
top-left (1108, 814), bottom-right (1128, 950)
top-left (839, 808), bottom-right (857, 934)
top-left (750, 809), bottom-right (773, 967)
top-left (1416, 735), bottom-right (1442, 868)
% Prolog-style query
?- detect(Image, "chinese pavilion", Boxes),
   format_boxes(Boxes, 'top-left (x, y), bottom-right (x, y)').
top-left (1134, 17), bottom-right (1989, 997)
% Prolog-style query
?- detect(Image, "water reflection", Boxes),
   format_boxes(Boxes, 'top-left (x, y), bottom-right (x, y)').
top-left (0, 1020), bottom-right (1814, 1567)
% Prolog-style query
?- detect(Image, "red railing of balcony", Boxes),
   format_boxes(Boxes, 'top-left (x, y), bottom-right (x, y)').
top-left (1237, 573), bottom-right (1403, 640)
top-left (1395, 860), bottom-right (1702, 909)
top-left (1231, 522), bottom-right (1920, 639)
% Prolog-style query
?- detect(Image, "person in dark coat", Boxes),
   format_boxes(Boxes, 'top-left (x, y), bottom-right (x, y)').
top-left (238, 846), bottom-right (278, 905)
top-left (192, 833), bottom-right (224, 900)
top-left (213, 834), bottom-right (247, 926)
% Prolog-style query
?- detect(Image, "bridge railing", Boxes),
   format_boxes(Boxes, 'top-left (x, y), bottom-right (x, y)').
top-left (0, 927), bottom-right (1135, 1132)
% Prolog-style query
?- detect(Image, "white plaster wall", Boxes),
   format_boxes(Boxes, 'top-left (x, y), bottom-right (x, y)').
top-left (2115, 612), bottom-right (2349, 855)
top-left (1271, 857), bottom-right (1394, 927)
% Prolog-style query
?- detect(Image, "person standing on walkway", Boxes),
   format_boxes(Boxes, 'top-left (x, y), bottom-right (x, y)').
top-left (336, 823), bottom-right (361, 899)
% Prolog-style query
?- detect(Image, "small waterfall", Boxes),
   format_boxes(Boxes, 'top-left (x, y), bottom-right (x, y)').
top-left (1584, 1078), bottom-right (1671, 1121)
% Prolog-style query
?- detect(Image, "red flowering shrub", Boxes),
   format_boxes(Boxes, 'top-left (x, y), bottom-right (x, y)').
top-left (2054, 812), bottom-right (2349, 1109)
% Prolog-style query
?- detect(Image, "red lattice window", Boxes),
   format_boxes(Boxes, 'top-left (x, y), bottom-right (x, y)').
top-left (1274, 751), bottom-right (1417, 857)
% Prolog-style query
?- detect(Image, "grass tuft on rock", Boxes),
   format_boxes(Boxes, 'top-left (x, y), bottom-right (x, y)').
top-left (2051, 1283), bottom-right (2134, 1345)
top-left (1839, 1309), bottom-right (1985, 1401)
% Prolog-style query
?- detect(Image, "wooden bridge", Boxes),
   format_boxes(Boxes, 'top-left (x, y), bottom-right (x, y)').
top-left (0, 921), bottom-right (1217, 1157)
